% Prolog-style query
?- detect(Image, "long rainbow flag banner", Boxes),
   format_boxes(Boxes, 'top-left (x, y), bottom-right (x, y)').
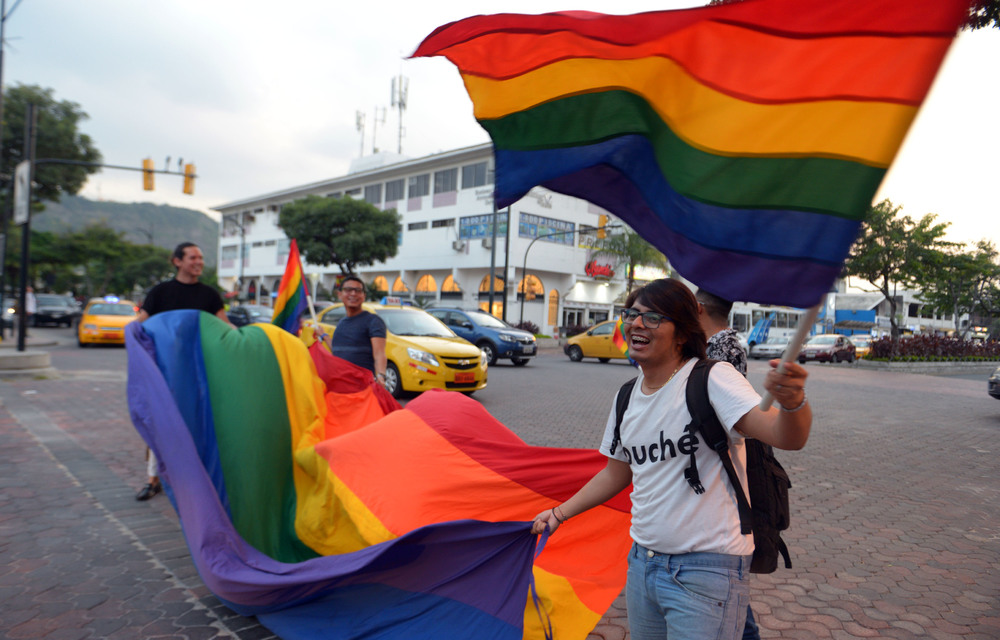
top-left (126, 311), bottom-right (631, 640)
top-left (411, 0), bottom-right (969, 308)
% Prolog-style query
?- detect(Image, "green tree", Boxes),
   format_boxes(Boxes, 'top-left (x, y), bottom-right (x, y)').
top-left (2, 85), bottom-right (102, 207)
top-left (278, 195), bottom-right (401, 275)
top-left (843, 200), bottom-right (953, 341)
top-left (587, 228), bottom-right (669, 295)
top-left (915, 243), bottom-right (988, 336)
top-left (968, 0), bottom-right (999, 29)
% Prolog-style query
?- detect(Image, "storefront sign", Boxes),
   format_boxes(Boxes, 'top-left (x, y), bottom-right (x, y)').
top-left (584, 260), bottom-right (615, 279)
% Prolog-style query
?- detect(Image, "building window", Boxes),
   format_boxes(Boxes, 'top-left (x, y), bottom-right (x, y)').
top-left (478, 275), bottom-right (504, 292)
top-left (462, 162), bottom-right (489, 189)
top-left (327, 192), bottom-right (342, 198)
top-left (434, 168), bottom-right (458, 194)
top-left (392, 277), bottom-right (410, 293)
top-left (416, 275), bottom-right (438, 293)
top-left (408, 174), bottom-right (430, 198)
top-left (373, 275), bottom-right (389, 294)
top-left (431, 218), bottom-right (455, 228)
top-left (518, 274), bottom-right (544, 300)
top-left (385, 178), bottom-right (405, 201)
top-left (408, 221), bottom-right (428, 231)
top-left (548, 289), bottom-right (559, 326)
top-left (364, 184), bottom-right (382, 205)
top-left (345, 187), bottom-right (361, 198)
top-left (442, 275), bottom-right (462, 293)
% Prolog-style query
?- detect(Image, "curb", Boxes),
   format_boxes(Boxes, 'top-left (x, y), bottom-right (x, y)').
top-left (854, 358), bottom-right (998, 375)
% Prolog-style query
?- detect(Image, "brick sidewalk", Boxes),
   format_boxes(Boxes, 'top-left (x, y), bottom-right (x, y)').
top-left (1, 355), bottom-right (999, 639)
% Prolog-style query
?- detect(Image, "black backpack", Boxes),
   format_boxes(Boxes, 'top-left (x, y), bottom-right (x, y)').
top-left (610, 359), bottom-right (792, 574)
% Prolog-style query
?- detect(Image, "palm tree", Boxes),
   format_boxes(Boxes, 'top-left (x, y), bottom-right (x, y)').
top-left (588, 229), bottom-right (670, 295)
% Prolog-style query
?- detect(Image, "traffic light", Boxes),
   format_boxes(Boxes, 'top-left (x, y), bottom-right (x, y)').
top-left (183, 163), bottom-right (196, 195)
top-left (597, 214), bottom-right (608, 239)
top-left (142, 158), bottom-right (154, 191)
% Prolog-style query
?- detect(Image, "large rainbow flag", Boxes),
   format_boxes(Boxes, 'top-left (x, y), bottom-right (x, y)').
top-left (411, 0), bottom-right (969, 308)
top-left (272, 239), bottom-right (310, 334)
top-left (127, 311), bottom-right (631, 639)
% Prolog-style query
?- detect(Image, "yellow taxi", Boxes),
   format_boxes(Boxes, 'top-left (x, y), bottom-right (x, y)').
top-left (78, 296), bottom-right (138, 347)
top-left (564, 319), bottom-right (630, 363)
top-left (303, 302), bottom-right (488, 398)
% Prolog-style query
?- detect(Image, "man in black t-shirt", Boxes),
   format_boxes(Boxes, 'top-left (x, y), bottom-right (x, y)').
top-left (135, 242), bottom-right (229, 501)
top-left (137, 243), bottom-right (228, 322)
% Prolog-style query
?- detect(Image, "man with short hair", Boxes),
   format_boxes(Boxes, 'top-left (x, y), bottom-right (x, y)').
top-left (696, 288), bottom-right (746, 376)
top-left (696, 287), bottom-right (760, 640)
top-left (134, 242), bottom-right (229, 501)
top-left (324, 275), bottom-right (388, 386)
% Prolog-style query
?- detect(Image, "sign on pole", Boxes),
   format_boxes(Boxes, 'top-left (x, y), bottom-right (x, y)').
top-left (13, 160), bottom-right (31, 226)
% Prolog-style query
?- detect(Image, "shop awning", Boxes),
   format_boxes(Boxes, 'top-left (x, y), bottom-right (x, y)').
top-left (834, 319), bottom-right (876, 329)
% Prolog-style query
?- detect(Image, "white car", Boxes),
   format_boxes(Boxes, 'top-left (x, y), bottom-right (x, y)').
top-left (749, 338), bottom-right (789, 360)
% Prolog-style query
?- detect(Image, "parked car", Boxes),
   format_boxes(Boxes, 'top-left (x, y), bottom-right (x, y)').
top-left (227, 304), bottom-right (274, 327)
top-left (798, 333), bottom-right (856, 363)
top-left (564, 320), bottom-right (629, 363)
top-left (749, 337), bottom-right (789, 360)
top-left (78, 296), bottom-right (138, 346)
top-left (851, 335), bottom-right (873, 358)
top-left (2, 297), bottom-right (14, 329)
top-left (303, 303), bottom-right (488, 399)
top-left (33, 293), bottom-right (81, 327)
top-left (427, 308), bottom-right (536, 366)
top-left (989, 366), bottom-right (1000, 400)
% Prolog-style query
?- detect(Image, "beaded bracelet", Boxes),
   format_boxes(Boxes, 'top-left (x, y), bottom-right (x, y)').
top-left (780, 395), bottom-right (808, 413)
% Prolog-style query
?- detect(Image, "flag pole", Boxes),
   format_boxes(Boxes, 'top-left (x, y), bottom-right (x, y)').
top-left (758, 301), bottom-right (822, 410)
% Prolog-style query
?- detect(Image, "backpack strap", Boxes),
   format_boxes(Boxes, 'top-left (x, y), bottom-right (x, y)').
top-left (685, 359), bottom-right (754, 535)
top-left (609, 377), bottom-right (637, 455)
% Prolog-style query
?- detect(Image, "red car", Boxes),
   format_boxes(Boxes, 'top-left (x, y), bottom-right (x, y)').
top-left (798, 334), bottom-right (856, 363)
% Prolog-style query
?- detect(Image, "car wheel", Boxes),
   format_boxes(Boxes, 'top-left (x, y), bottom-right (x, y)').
top-left (567, 345), bottom-right (583, 362)
top-left (798, 358), bottom-right (806, 364)
top-left (478, 341), bottom-right (498, 367)
top-left (599, 358), bottom-right (610, 363)
top-left (383, 362), bottom-right (403, 399)
top-left (511, 357), bottom-right (529, 367)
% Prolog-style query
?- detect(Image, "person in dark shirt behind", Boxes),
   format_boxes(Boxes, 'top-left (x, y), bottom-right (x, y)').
top-left (134, 242), bottom-right (230, 501)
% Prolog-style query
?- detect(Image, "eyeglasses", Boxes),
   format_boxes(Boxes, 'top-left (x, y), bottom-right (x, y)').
top-left (621, 308), bottom-right (669, 328)
top-left (341, 286), bottom-right (364, 294)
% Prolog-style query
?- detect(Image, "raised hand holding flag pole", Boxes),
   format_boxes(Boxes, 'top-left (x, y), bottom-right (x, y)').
top-left (412, 0), bottom-right (970, 406)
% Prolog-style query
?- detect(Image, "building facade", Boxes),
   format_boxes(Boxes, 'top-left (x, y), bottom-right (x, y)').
top-left (213, 144), bottom-right (641, 336)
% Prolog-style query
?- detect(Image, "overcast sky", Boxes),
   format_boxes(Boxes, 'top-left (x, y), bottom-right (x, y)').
top-left (6, 0), bottom-right (998, 247)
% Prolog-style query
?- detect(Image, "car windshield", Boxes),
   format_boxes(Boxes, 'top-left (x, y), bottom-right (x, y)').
top-left (37, 295), bottom-right (73, 307)
top-left (243, 306), bottom-right (273, 319)
top-left (853, 336), bottom-right (871, 346)
top-left (89, 304), bottom-right (135, 316)
top-left (378, 309), bottom-right (454, 337)
top-left (806, 335), bottom-right (837, 345)
top-left (468, 311), bottom-right (509, 329)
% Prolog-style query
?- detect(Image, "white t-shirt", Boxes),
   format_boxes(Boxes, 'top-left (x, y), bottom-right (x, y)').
top-left (600, 359), bottom-right (760, 556)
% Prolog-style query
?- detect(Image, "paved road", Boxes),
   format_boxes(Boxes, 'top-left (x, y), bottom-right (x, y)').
top-left (1, 327), bottom-right (998, 639)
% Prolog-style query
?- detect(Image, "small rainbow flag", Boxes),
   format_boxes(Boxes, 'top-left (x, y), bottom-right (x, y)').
top-left (412, 0), bottom-right (968, 308)
top-left (272, 239), bottom-right (310, 335)
top-left (613, 317), bottom-right (628, 357)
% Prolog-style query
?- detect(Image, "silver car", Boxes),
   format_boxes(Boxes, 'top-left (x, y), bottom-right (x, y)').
top-left (749, 338), bottom-right (789, 360)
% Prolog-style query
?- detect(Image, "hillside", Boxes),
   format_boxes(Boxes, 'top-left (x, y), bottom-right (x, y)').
top-left (33, 195), bottom-right (220, 266)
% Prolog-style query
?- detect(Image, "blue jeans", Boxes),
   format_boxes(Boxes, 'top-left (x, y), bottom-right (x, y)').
top-left (626, 543), bottom-right (751, 640)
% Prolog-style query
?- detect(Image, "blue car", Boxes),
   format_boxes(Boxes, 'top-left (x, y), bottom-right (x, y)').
top-left (428, 308), bottom-right (536, 366)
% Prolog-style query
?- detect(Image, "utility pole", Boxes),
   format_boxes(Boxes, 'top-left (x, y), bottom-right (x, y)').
top-left (16, 103), bottom-right (36, 351)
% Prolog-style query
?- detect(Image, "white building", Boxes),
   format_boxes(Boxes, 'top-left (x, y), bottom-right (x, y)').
top-left (213, 144), bottom-right (646, 336)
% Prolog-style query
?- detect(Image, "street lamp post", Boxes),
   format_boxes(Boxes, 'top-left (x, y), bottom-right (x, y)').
top-left (518, 224), bottom-right (621, 326)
